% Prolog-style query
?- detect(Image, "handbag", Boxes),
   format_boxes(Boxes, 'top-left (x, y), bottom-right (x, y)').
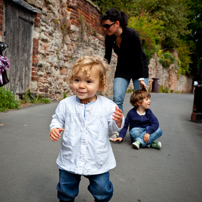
top-left (0, 70), bottom-right (9, 87)
top-left (0, 55), bottom-right (10, 87)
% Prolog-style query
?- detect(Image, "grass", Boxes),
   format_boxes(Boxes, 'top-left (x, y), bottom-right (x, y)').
top-left (0, 88), bottom-right (50, 112)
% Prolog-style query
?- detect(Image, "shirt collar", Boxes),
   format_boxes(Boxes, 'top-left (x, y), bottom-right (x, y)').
top-left (76, 96), bottom-right (96, 105)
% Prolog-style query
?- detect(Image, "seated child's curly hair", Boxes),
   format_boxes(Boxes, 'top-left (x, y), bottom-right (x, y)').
top-left (68, 55), bottom-right (110, 93)
top-left (130, 90), bottom-right (151, 108)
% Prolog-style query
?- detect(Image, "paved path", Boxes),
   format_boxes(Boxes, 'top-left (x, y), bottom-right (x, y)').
top-left (0, 93), bottom-right (202, 202)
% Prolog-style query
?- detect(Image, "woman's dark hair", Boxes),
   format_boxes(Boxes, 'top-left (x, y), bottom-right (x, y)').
top-left (101, 8), bottom-right (128, 28)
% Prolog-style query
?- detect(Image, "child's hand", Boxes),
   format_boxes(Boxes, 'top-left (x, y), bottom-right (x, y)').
top-left (50, 128), bottom-right (65, 142)
top-left (110, 137), bottom-right (123, 142)
top-left (144, 133), bottom-right (150, 143)
top-left (112, 106), bottom-right (123, 128)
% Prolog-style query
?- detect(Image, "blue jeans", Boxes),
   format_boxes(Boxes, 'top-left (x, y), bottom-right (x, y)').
top-left (113, 77), bottom-right (148, 111)
top-left (130, 127), bottom-right (162, 147)
top-left (57, 169), bottom-right (113, 202)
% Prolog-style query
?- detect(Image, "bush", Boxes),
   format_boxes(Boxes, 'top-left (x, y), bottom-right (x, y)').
top-left (128, 10), bottom-right (163, 62)
top-left (0, 87), bottom-right (20, 112)
top-left (20, 90), bottom-right (51, 105)
top-left (159, 85), bottom-right (169, 93)
top-left (35, 94), bottom-right (51, 104)
top-left (158, 50), bottom-right (175, 68)
top-left (176, 40), bottom-right (192, 76)
top-left (163, 87), bottom-right (169, 93)
top-left (0, 88), bottom-right (51, 112)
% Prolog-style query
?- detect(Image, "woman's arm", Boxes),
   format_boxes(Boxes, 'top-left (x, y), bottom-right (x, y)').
top-left (129, 29), bottom-right (145, 78)
top-left (104, 36), bottom-right (113, 64)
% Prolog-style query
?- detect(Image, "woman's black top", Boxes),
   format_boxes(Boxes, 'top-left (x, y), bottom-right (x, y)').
top-left (104, 27), bottom-right (148, 80)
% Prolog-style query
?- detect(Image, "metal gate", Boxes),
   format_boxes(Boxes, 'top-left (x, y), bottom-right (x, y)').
top-left (4, 0), bottom-right (35, 95)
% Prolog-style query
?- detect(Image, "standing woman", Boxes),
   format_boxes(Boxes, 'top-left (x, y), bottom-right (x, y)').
top-left (101, 8), bottom-right (149, 112)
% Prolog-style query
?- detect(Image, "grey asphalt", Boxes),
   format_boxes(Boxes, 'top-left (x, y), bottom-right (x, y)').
top-left (1, 93), bottom-right (202, 202)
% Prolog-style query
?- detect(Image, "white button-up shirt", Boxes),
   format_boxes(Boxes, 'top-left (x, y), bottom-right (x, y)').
top-left (50, 95), bottom-right (124, 175)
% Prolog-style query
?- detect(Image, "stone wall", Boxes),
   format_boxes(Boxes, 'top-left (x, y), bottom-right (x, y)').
top-left (148, 54), bottom-right (193, 93)
top-left (1, 0), bottom-right (192, 101)
top-left (25, 0), bottom-right (117, 100)
top-left (0, 0), bottom-right (3, 41)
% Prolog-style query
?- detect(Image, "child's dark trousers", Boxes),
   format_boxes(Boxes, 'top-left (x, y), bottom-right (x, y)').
top-left (57, 169), bottom-right (113, 202)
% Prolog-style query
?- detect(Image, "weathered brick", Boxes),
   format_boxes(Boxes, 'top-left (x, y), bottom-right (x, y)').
top-left (32, 76), bottom-right (38, 81)
top-left (32, 72), bottom-right (38, 77)
top-left (32, 67), bottom-right (37, 71)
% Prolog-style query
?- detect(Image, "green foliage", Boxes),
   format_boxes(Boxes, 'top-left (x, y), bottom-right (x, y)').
top-left (134, 0), bottom-right (191, 47)
top-left (126, 88), bottom-right (134, 93)
top-left (78, 14), bottom-right (83, 24)
top-left (163, 87), bottom-right (169, 93)
top-left (158, 85), bottom-right (163, 93)
top-left (91, 0), bottom-right (136, 14)
top-left (0, 87), bottom-right (20, 112)
top-left (36, 95), bottom-right (51, 104)
top-left (128, 10), bottom-right (163, 61)
top-left (186, 0), bottom-right (202, 77)
top-left (92, 0), bottom-right (199, 77)
top-left (134, 0), bottom-right (193, 75)
top-left (158, 50), bottom-right (175, 68)
top-left (93, 29), bottom-right (97, 36)
top-left (20, 89), bottom-right (51, 105)
top-left (159, 86), bottom-right (175, 93)
top-left (159, 85), bottom-right (169, 93)
top-left (143, 44), bottom-right (161, 64)
top-left (176, 40), bottom-right (192, 75)
top-left (63, 92), bottom-right (67, 99)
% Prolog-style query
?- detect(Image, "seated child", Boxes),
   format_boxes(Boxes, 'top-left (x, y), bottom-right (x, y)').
top-left (50, 55), bottom-right (124, 202)
top-left (111, 90), bottom-right (162, 149)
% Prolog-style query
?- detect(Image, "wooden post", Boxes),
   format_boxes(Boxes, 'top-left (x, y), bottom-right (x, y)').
top-left (191, 59), bottom-right (202, 122)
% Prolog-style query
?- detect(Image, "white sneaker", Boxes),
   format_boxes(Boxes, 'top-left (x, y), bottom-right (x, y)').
top-left (109, 131), bottom-right (119, 141)
top-left (151, 141), bottom-right (162, 149)
top-left (132, 141), bottom-right (141, 149)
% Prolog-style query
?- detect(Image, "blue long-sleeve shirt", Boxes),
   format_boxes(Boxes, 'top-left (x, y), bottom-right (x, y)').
top-left (119, 108), bottom-right (159, 139)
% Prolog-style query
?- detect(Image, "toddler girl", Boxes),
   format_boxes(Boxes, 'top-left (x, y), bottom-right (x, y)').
top-left (50, 55), bottom-right (124, 202)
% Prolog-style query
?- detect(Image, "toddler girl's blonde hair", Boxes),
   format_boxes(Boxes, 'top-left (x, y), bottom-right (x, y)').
top-left (130, 90), bottom-right (151, 108)
top-left (69, 55), bottom-right (110, 93)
